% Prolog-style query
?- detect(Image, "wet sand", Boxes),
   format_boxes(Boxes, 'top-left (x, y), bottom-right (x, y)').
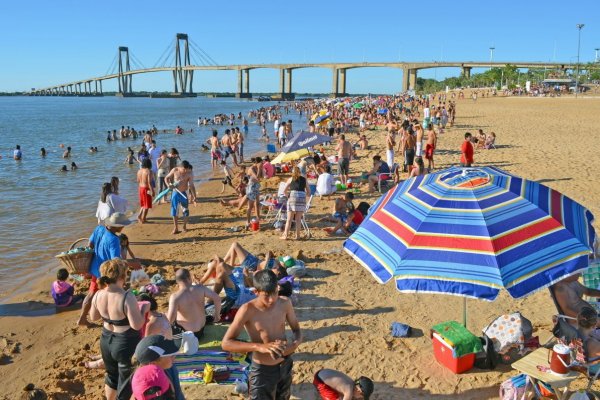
top-left (1, 94), bottom-right (599, 399)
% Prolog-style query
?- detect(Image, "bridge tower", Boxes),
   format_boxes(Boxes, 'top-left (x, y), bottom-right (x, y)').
top-left (118, 47), bottom-right (132, 94)
top-left (173, 33), bottom-right (194, 95)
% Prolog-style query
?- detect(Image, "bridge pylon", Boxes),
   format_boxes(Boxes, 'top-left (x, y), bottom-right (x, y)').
top-left (118, 47), bottom-right (132, 95)
top-left (173, 33), bottom-right (194, 95)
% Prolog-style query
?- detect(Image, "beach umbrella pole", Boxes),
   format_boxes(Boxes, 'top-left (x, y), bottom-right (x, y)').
top-left (463, 297), bottom-right (467, 328)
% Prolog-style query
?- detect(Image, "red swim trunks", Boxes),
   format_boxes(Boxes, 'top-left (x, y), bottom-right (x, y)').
top-left (425, 143), bottom-right (435, 160)
top-left (138, 186), bottom-right (153, 209)
top-left (313, 371), bottom-right (340, 400)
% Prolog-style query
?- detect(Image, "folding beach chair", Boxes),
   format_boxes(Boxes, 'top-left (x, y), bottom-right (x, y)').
top-left (300, 195), bottom-right (314, 238)
top-left (261, 182), bottom-right (288, 223)
top-left (548, 285), bottom-right (581, 345)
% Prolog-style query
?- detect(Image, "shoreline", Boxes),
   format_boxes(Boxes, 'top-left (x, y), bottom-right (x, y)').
top-left (1, 95), bottom-right (599, 399)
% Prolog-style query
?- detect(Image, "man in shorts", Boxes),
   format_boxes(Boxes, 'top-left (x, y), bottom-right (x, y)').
top-left (164, 160), bottom-right (195, 234)
top-left (336, 135), bottom-right (352, 185)
top-left (222, 270), bottom-right (302, 400)
top-left (246, 157), bottom-right (263, 228)
top-left (313, 369), bottom-right (374, 399)
top-left (424, 125), bottom-right (437, 172)
top-left (460, 132), bottom-right (474, 167)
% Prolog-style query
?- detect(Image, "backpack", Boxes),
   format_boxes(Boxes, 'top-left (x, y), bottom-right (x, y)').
top-left (474, 334), bottom-right (499, 370)
top-left (499, 374), bottom-right (529, 400)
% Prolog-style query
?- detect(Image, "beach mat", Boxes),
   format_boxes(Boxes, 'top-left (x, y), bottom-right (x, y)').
top-left (175, 350), bottom-right (249, 385)
top-left (199, 324), bottom-right (250, 349)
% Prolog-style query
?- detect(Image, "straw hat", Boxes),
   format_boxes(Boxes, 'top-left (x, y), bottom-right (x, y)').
top-left (104, 212), bottom-right (132, 227)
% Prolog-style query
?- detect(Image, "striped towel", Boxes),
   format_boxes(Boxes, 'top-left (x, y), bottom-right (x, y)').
top-left (175, 350), bottom-right (249, 385)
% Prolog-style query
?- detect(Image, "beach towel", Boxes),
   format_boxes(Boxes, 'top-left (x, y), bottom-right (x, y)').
top-left (174, 350), bottom-right (249, 385)
top-left (431, 321), bottom-right (482, 358)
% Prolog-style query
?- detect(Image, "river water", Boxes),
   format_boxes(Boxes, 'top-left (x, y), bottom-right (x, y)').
top-left (0, 96), bottom-right (303, 301)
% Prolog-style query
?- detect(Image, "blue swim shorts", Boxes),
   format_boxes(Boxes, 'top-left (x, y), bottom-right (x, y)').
top-left (240, 253), bottom-right (259, 272)
top-left (171, 190), bottom-right (189, 217)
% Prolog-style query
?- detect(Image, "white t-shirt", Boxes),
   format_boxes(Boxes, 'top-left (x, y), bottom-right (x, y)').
top-left (423, 107), bottom-right (430, 119)
top-left (316, 173), bottom-right (336, 196)
top-left (148, 146), bottom-right (162, 172)
top-left (273, 119), bottom-right (280, 131)
top-left (278, 126), bottom-right (285, 141)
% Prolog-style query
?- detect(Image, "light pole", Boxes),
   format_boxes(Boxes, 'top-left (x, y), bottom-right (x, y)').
top-left (575, 24), bottom-right (584, 98)
top-left (489, 47), bottom-right (495, 87)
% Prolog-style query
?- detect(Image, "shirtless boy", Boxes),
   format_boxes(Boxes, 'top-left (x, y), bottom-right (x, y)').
top-left (164, 160), bottom-right (195, 234)
top-left (424, 125), bottom-right (437, 172)
top-left (246, 157), bottom-right (264, 228)
top-left (167, 269), bottom-right (221, 344)
top-left (222, 270), bottom-right (302, 400)
top-left (136, 158), bottom-right (154, 224)
top-left (206, 130), bottom-right (221, 169)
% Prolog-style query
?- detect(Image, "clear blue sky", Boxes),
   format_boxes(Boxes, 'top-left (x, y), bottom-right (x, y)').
top-left (1, 0), bottom-right (598, 93)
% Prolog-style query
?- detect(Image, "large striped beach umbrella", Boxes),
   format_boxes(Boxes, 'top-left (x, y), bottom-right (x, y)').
top-left (344, 166), bottom-right (596, 303)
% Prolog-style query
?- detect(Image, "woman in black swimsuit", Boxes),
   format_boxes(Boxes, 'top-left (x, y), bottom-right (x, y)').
top-left (90, 259), bottom-right (147, 400)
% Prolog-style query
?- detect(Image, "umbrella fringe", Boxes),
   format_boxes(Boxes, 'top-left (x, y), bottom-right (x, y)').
top-left (343, 247), bottom-right (387, 284)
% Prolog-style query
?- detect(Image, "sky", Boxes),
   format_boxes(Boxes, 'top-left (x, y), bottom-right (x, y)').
top-left (1, 0), bottom-right (599, 94)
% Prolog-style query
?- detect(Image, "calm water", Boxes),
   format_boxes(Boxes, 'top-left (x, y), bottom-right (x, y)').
top-left (0, 96), bottom-right (303, 300)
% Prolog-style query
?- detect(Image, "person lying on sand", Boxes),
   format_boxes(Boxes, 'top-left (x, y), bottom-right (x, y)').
top-left (222, 270), bottom-right (302, 400)
top-left (167, 268), bottom-right (221, 343)
top-left (313, 368), bottom-right (374, 400)
top-left (196, 256), bottom-right (240, 306)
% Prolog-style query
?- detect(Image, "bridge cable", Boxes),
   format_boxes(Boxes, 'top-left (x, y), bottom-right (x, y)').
top-left (129, 52), bottom-right (146, 70)
top-left (190, 41), bottom-right (219, 66)
top-left (105, 53), bottom-right (118, 76)
top-left (189, 40), bottom-right (218, 66)
top-left (153, 39), bottom-right (175, 68)
top-left (189, 49), bottom-right (210, 67)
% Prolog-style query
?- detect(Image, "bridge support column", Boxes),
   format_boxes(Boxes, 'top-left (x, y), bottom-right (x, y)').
top-left (278, 68), bottom-right (286, 99)
top-left (236, 69), bottom-right (252, 98)
top-left (402, 67), bottom-right (410, 92)
top-left (331, 68), bottom-right (339, 97)
top-left (99, 80), bottom-right (103, 94)
top-left (338, 68), bottom-right (347, 97)
top-left (244, 69), bottom-right (251, 97)
top-left (461, 66), bottom-right (472, 79)
top-left (409, 69), bottom-right (417, 91)
top-left (282, 68), bottom-right (294, 100)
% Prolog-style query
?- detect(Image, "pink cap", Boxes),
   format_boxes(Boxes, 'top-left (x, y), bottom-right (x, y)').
top-left (132, 364), bottom-right (170, 399)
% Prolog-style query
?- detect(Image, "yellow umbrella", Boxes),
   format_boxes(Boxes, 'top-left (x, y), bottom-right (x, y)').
top-left (271, 148), bottom-right (310, 164)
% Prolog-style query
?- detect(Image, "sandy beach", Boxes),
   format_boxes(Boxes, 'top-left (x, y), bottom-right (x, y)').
top-left (1, 94), bottom-right (599, 400)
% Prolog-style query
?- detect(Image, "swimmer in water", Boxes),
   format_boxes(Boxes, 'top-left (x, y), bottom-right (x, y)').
top-left (41, 148), bottom-right (46, 157)
top-left (60, 165), bottom-right (68, 172)
top-left (71, 162), bottom-right (78, 170)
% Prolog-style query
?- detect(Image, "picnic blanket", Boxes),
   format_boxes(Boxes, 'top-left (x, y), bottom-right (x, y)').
top-left (175, 350), bottom-right (249, 385)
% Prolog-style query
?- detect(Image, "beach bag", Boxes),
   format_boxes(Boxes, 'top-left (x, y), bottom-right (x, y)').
top-left (474, 334), bottom-right (499, 370)
top-left (483, 312), bottom-right (532, 353)
top-left (499, 374), bottom-right (530, 400)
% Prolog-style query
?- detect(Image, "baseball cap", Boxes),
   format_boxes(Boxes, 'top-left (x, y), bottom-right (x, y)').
top-left (131, 364), bottom-right (171, 400)
top-left (134, 335), bottom-right (179, 365)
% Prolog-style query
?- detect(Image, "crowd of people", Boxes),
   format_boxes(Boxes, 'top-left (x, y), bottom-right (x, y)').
top-left (38, 91), bottom-right (526, 399)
